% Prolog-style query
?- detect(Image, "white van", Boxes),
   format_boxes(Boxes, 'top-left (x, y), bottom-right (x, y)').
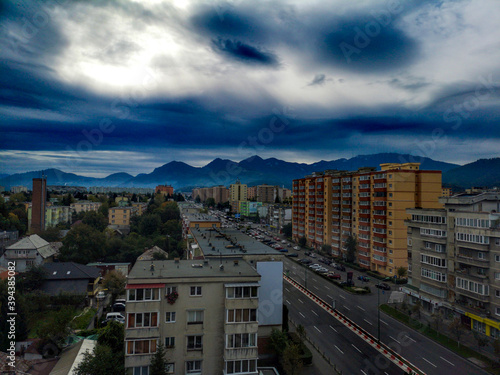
top-left (106, 312), bottom-right (125, 323)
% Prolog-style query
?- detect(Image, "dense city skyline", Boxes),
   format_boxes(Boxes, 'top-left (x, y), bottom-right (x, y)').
top-left (1, 0), bottom-right (500, 177)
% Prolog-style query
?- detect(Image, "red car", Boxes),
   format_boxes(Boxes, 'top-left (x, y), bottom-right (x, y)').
top-left (326, 273), bottom-right (341, 280)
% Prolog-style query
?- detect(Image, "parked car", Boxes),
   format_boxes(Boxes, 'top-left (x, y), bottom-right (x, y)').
top-left (293, 246), bottom-right (300, 250)
top-left (335, 264), bottom-right (346, 272)
top-left (279, 248), bottom-right (288, 253)
top-left (357, 275), bottom-right (370, 282)
top-left (304, 251), bottom-right (311, 256)
top-left (315, 267), bottom-right (329, 273)
top-left (281, 240), bottom-right (287, 244)
top-left (299, 259), bottom-right (312, 265)
top-left (309, 264), bottom-right (321, 269)
top-left (376, 283), bottom-right (391, 290)
top-left (325, 272), bottom-right (341, 280)
top-left (96, 291), bottom-right (106, 300)
top-left (286, 253), bottom-right (299, 258)
top-left (106, 312), bottom-right (125, 324)
top-left (309, 253), bottom-right (317, 258)
top-left (112, 303), bottom-right (126, 312)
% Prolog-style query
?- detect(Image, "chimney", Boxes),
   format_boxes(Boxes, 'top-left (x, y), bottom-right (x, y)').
top-left (174, 258), bottom-right (180, 263)
top-left (233, 260), bottom-right (239, 266)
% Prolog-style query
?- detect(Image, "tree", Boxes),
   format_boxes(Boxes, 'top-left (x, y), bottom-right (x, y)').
top-left (282, 343), bottom-right (303, 375)
top-left (82, 211), bottom-right (108, 232)
top-left (448, 317), bottom-right (465, 347)
top-left (205, 197), bottom-right (216, 207)
top-left (473, 331), bottom-right (489, 353)
top-left (59, 224), bottom-right (106, 264)
top-left (38, 226), bottom-right (61, 242)
top-left (37, 307), bottom-right (74, 348)
top-left (61, 193), bottom-right (75, 207)
top-left (98, 320), bottom-right (124, 353)
top-left (397, 266), bottom-right (408, 279)
top-left (411, 300), bottom-right (422, 319)
top-left (149, 342), bottom-right (169, 375)
top-left (153, 251), bottom-right (167, 260)
top-left (345, 234), bottom-right (357, 263)
top-left (431, 310), bottom-right (444, 337)
top-left (139, 214), bottom-right (162, 236)
top-left (321, 244), bottom-right (332, 256)
top-left (103, 271), bottom-right (126, 304)
top-left (296, 324), bottom-right (305, 342)
top-left (267, 328), bottom-right (288, 356)
top-left (298, 236), bottom-right (307, 247)
top-left (19, 264), bottom-right (46, 292)
top-left (282, 223), bottom-right (292, 238)
top-left (195, 195), bottom-right (201, 203)
top-left (275, 196), bottom-right (281, 204)
top-left (74, 344), bottom-right (124, 375)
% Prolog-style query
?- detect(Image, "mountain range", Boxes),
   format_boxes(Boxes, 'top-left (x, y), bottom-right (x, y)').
top-left (1, 153), bottom-right (498, 191)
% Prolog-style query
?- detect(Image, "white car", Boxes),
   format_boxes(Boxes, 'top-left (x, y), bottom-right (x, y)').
top-left (96, 291), bottom-right (106, 300)
top-left (281, 240), bottom-right (287, 244)
top-left (293, 246), bottom-right (300, 250)
top-left (309, 264), bottom-right (321, 269)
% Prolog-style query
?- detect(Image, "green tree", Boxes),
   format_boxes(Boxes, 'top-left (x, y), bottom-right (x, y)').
top-left (267, 328), bottom-right (289, 356)
top-left (59, 224), bottom-right (106, 264)
top-left (321, 244), bottom-right (332, 256)
top-left (205, 197), bottom-right (216, 207)
top-left (74, 344), bottom-right (124, 375)
top-left (282, 343), bottom-right (303, 375)
top-left (149, 342), bottom-right (169, 375)
top-left (282, 223), bottom-right (292, 238)
top-left (19, 264), bottom-right (46, 292)
top-left (82, 211), bottom-right (108, 232)
top-left (448, 317), bottom-right (465, 347)
top-left (411, 300), bottom-right (422, 319)
top-left (296, 324), bottom-right (305, 342)
top-left (37, 307), bottom-right (74, 348)
top-left (298, 236), bottom-right (307, 247)
top-left (61, 193), bottom-right (75, 207)
top-left (139, 214), bottom-right (162, 236)
top-left (397, 266), bottom-right (408, 279)
top-left (431, 310), bottom-right (444, 337)
top-left (98, 320), bottom-right (124, 353)
top-left (38, 226), bottom-right (61, 242)
top-left (345, 234), bottom-right (357, 263)
top-left (161, 219), bottom-right (182, 241)
top-left (153, 251), bottom-right (167, 260)
top-left (103, 271), bottom-right (126, 304)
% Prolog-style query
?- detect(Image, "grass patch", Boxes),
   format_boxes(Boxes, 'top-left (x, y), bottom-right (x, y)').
top-left (380, 304), bottom-right (500, 374)
top-left (72, 308), bottom-right (97, 330)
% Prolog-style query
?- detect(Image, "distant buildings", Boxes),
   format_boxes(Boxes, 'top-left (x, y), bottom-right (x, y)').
top-left (89, 186), bottom-right (154, 194)
top-left (230, 179), bottom-right (247, 213)
top-left (71, 201), bottom-right (102, 214)
top-left (156, 184), bottom-right (174, 196)
top-left (239, 201), bottom-right (262, 217)
top-left (405, 191), bottom-right (500, 338)
top-left (192, 186), bottom-right (229, 204)
top-left (109, 206), bottom-right (137, 226)
top-left (11, 185), bottom-right (28, 194)
top-left (28, 204), bottom-right (72, 230)
top-left (292, 163), bottom-right (443, 277)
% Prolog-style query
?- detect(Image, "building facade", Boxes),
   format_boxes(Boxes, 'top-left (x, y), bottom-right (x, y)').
top-left (156, 185), bottom-right (174, 196)
top-left (109, 207), bottom-right (137, 226)
top-left (0, 234), bottom-right (57, 272)
top-left (405, 192), bottom-right (500, 338)
top-left (124, 259), bottom-right (261, 375)
top-left (192, 186), bottom-right (229, 204)
top-left (71, 201), bottom-right (102, 214)
top-left (292, 163), bottom-right (443, 277)
top-left (230, 180), bottom-right (247, 213)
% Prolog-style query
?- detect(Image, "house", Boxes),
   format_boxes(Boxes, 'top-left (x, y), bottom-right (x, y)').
top-left (41, 262), bottom-right (101, 299)
top-left (137, 246), bottom-right (168, 261)
top-left (0, 235), bottom-right (57, 272)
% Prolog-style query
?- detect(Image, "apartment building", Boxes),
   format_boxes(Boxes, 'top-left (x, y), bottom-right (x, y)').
top-left (71, 201), bottom-right (102, 214)
top-left (239, 201), bottom-right (262, 217)
top-left (292, 163), bottom-right (442, 277)
top-left (405, 191), bottom-right (500, 338)
top-left (247, 186), bottom-right (257, 200)
top-left (28, 204), bottom-right (71, 229)
top-left (124, 259), bottom-right (261, 375)
top-left (109, 206), bottom-right (137, 226)
top-left (11, 186), bottom-right (28, 194)
top-left (256, 185), bottom-right (275, 204)
top-left (230, 180), bottom-right (247, 213)
top-left (192, 186), bottom-right (229, 204)
top-left (156, 184), bottom-right (175, 196)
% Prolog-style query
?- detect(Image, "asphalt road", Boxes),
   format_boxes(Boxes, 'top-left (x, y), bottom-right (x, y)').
top-left (283, 255), bottom-right (489, 375)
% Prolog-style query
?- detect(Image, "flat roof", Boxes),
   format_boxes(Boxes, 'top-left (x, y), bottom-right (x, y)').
top-left (190, 227), bottom-right (283, 257)
top-left (128, 259), bottom-right (260, 280)
top-left (184, 213), bottom-right (220, 222)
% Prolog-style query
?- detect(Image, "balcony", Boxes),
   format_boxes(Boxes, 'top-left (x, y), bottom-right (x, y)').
top-left (454, 287), bottom-right (490, 302)
top-left (456, 255), bottom-right (490, 268)
top-left (224, 347), bottom-right (258, 361)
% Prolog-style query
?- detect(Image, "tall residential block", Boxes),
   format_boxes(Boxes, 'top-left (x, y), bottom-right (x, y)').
top-left (124, 259), bottom-right (261, 375)
top-left (31, 178), bottom-right (47, 233)
top-left (230, 179), bottom-right (247, 213)
top-left (405, 191), bottom-right (500, 338)
top-left (292, 163), bottom-right (442, 277)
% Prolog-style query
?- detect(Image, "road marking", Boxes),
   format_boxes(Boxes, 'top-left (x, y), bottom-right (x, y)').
top-left (363, 319), bottom-right (372, 326)
top-left (286, 300), bottom-right (291, 305)
top-left (327, 294), bottom-right (333, 299)
top-left (422, 357), bottom-right (437, 368)
top-left (361, 370), bottom-right (367, 375)
top-left (343, 305), bottom-right (350, 310)
top-left (357, 305), bottom-right (366, 311)
top-left (325, 285), bottom-right (330, 290)
top-left (352, 344), bottom-right (362, 353)
top-left (298, 298), bottom-right (304, 304)
top-left (311, 310), bottom-right (318, 316)
top-left (339, 294), bottom-right (346, 299)
top-left (285, 287), bottom-right (290, 293)
top-left (329, 325), bottom-right (337, 333)
top-left (334, 345), bottom-right (344, 354)
top-left (440, 357), bottom-right (455, 366)
top-left (313, 285), bottom-right (319, 290)
top-left (299, 312), bottom-right (306, 319)
top-left (390, 336), bottom-right (400, 344)
top-left (380, 319), bottom-right (388, 326)
top-left (405, 335), bottom-right (416, 343)
top-left (314, 325), bottom-right (322, 333)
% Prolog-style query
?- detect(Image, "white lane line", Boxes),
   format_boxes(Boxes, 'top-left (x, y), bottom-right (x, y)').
top-left (422, 357), bottom-right (437, 368)
top-left (440, 357), bottom-right (455, 366)
top-left (352, 344), bottom-right (362, 353)
top-left (329, 325), bottom-right (337, 333)
top-left (325, 285), bottom-right (330, 290)
top-left (298, 298), bottom-right (304, 304)
top-left (343, 305), bottom-right (350, 311)
top-left (380, 319), bottom-right (388, 326)
top-left (286, 300), bottom-right (291, 305)
top-left (311, 310), bottom-right (318, 316)
top-left (339, 294), bottom-right (346, 299)
top-left (390, 336), bottom-right (400, 344)
top-left (357, 305), bottom-right (366, 311)
top-left (334, 345), bottom-right (344, 354)
top-left (361, 370), bottom-right (367, 375)
top-left (405, 335), bottom-right (416, 343)
top-left (299, 312), bottom-right (306, 319)
top-left (327, 294), bottom-right (333, 299)
top-left (284, 287), bottom-right (290, 293)
top-left (313, 285), bottom-right (319, 290)
top-left (363, 319), bottom-right (373, 326)
top-left (314, 325), bottom-right (322, 333)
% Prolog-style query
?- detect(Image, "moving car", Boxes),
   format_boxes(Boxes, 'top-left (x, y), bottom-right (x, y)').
top-left (375, 283), bottom-right (391, 290)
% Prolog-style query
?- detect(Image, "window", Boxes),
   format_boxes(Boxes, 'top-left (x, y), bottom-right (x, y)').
top-left (226, 359), bottom-right (257, 374)
top-left (187, 310), bottom-right (204, 324)
top-left (496, 307), bottom-right (500, 317)
top-left (165, 363), bottom-right (175, 374)
top-left (495, 272), bottom-right (500, 281)
top-left (496, 290), bottom-right (500, 298)
top-left (128, 312), bottom-right (158, 328)
top-left (127, 288), bottom-right (160, 302)
top-left (126, 340), bottom-right (157, 355)
top-left (456, 232), bottom-right (489, 244)
top-left (421, 254), bottom-right (447, 268)
top-left (421, 228), bottom-right (447, 238)
top-left (165, 337), bottom-right (175, 348)
top-left (456, 278), bottom-right (489, 296)
top-left (166, 286), bottom-right (177, 295)
top-left (389, 259), bottom-right (393, 264)
top-left (190, 286), bottom-right (202, 296)
top-left (496, 238), bottom-right (500, 245)
top-left (495, 255), bottom-right (500, 262)
top-left (472, 320), bottom-right (486, 333)
top-left (187, 335), bottom-right (203, 350)
top-left (421, 268), bottom-right (447, 282)
top-left (226, 286), bottom-right (258, 299)
top-left (226, 333), bottom-right (257, 348)
top-left (227, 309), bottom-right (258, 323)
top-left (165, 312), bottom-right (176, 323)
top-left (133, 366), bottom-right (149, 375)
top-left (186, 360), bottom-right (201, 374)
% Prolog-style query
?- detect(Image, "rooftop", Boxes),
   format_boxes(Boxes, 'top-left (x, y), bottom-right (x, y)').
top-left (183, 212), bottom-right (220, 222)
top-left (190, 227), bottom-right (283, 257)
top-left (128, 259), bottom-right (260, 281)
top-left (7, 234), bottom-right (49, 251)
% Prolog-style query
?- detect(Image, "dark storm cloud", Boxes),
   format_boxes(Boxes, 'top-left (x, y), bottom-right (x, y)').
top-left (212, 39), bottom-right (279, 66)
top-left (307, 74), bottom-right (330, 86)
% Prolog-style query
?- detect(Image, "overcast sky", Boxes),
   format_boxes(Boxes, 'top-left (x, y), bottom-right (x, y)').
top-left (1, 0), bottom-right (500, 177)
